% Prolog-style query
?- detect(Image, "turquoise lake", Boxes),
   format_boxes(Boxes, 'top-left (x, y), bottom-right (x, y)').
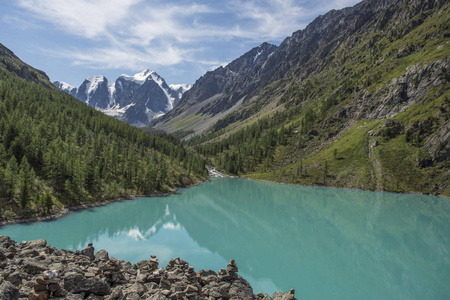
top-left (1, 178), bottom-right (449, 299)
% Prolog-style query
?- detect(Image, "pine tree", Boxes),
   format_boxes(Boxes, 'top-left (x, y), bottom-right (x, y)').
top-left (3, 156), bottom-right (18, 199)
top-left (18, 156), bottom-right (34, 208)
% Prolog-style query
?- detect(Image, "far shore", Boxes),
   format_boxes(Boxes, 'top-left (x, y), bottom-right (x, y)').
top-left (2, 171), bottom-right (447, 227)
top-left (0, 181), bottom-right (203, 227)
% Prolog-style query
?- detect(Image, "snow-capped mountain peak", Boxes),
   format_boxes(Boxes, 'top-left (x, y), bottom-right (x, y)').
top-left (55, 69), bottom-right (190, 127)
top-left (170, 84), bottom-right (192, 99)
top-left (53, 81), bottom-right (76, 92)
top-left (53, 81), bottom-right (78, 97)
top-left (85, 75), bottom-right (106, 96)
top-left (120, 69), bottom-right (155, 85)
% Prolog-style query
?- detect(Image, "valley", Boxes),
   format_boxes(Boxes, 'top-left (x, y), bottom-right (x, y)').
top-left (0, 0), bottom-right (449, 299)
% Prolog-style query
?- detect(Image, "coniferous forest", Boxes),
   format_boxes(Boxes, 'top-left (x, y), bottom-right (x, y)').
top-left (0, 66), bottom-right (208, 221)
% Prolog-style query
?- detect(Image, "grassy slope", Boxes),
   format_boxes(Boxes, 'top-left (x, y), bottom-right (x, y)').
top-left (198, 3), bottom-right (450, 196)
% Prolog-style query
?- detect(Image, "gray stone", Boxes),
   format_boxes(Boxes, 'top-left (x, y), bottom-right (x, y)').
top-left (126, 282), bottom-right (147, 296)
top-left (65, 272), bottom-right (111, 295)
top-left (147, 291), bottom-right (168, 300)
top-left (124, 292), bottom-right (140, 300)
top-left (5, 271), bottom-right (22, 286)
top-left (272, 292), bottom-right (294, 300)
top-left (144, 282), bottom-right (159, 291)
top-left (95, 249), bottom-right (109, 261)
top-left (48, 282), bottom-right (62, 293)
top-left (22, 259), bottom-right (47, 275)
top-left (228, 278), bottom-right (253, 299)
top-left (86, 294), bottom-right (104, 300)
top-left (0, 236), bottom-right (13, 249)
top-left (0, 280), bottom-right (19, 300)
top-left (64, 272), bottom-right (84, 289)
top-left (80, 245), bottom-right (95, 261)
top-left (28, 290), bottom-right (50, 300)
top-left (85, 277), bottom-right (110, 295)
top-left (24, 239), bottom-right (47, 249)
top-left (65, 292), bottom-right (85, 300)
top-left (107, 286), bottom-right (125, 300)
top-left (0, 250), bottom-right (6, 261)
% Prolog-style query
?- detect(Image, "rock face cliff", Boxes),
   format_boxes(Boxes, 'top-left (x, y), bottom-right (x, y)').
top-left (0, 43), bottom-right (51, 88)
top-left (153, 0), bottom-right (448, 136)
top-left (155, 0), bottom-right (449, 195)
top-left (54, 70), bottom-right (187, 126)
top-left (0, 236), bottom-right (294, 300)
top-left (151, 42), bottom-right (278, 134)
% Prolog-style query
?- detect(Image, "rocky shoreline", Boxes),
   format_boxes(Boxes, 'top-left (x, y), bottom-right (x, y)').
top-left (0, 236), bottom-right (295, 300)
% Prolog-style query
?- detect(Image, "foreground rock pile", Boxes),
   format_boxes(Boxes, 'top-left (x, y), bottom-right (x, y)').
top-left (0, 236), bottom-right (295, 299)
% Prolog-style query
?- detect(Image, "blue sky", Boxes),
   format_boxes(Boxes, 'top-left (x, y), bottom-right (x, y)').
top-left (0, 0), bottom-right (360, 87)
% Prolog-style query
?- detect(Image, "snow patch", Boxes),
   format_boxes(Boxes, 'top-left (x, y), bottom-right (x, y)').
top-left (145, 71), bottom-right (177, 110)
top-left (55, 81), bottom-right (76, 92)
top-left (253, 51), bottom-right (262, 62)
top-left (84, 75), bottom-right (106, 103)
top-left (120, 69), bottom-right (154, 85)
top-left (170, 83), bottom-right (192, 99)
top-left (107, 80), bottom-right (116, 109)
top-left (102, 103), bottom-right (135, 117)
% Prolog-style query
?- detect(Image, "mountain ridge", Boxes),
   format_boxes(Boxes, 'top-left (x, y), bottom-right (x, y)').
top-left (54, 70), bottom-right (190, 126)
top-left (172, 0), bottom-right (450, 195)
top-left (150, 42), bottom-right (278, 136)
top-left (0, 44), bottom-right (207, 222)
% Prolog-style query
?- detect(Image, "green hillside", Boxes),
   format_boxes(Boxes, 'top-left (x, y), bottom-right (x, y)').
top-left (0, 46), bottom-right (207, 221)
top-left (190, 2), bottom-right (450, 196)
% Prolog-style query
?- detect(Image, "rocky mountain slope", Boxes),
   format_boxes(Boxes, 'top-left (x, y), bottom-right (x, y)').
top-left (150, 42), bottom-right (278, 136)
top-left (165, 0), bottom-right (449, 195)
top-left (54, 70), bottom-right (189, 126)
top-left (0, 43), bottom-right (52, 89)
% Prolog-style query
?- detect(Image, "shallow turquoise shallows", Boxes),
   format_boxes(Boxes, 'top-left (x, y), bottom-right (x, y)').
top-left (1, 178), bottom-right (450, 299)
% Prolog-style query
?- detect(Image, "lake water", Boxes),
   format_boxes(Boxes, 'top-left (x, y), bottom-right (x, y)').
top-left (1, 178), bottom-right (449, 299)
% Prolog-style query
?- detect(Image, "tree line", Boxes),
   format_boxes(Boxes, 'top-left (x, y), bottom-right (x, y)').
top-left (0, 68), bottom-right (207, 218)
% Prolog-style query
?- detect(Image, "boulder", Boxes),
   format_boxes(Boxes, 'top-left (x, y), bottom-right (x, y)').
top-left (64, 272), bottom-right (110, 296)
top-left (0, 280), bottom-right (19, 300)
top-left (5, 271), bottom-right (22, 286)
top-left (28, 290), bottom-right (50, 300)
top-left (22, 259), bottom-right (47, 275)
top-left (228, 278), bottom-right (253, 299)
top-left (126, 283), bottom-right (147, 296)
top-left (80, 245), bottom-right (95, 261)
top-left (65, 293), bottom-right (85, 300)
top-left (273, 289), bottom-right (296, 300)
top-left (94, 250), bottom-right (109, 261)
top-left (63, 272), bottom-right (84, 293)
top-left (24, 239), bottom-right (47, 249)
top-left (0, 236), bottom-right (13, 249)
top-left (147, 291), bottom-right (168, 300)
top-left (0, 250), bottom-right (6, 261)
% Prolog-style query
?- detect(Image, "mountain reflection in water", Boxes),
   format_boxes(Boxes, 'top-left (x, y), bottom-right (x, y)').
top-left (1, 178), bottom-right (449, 299)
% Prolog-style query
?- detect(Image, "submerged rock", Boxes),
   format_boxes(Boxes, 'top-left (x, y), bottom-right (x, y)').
top-left (0, 235), bottom-right (296, 299)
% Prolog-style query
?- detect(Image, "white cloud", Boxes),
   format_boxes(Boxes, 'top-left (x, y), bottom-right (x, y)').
top-left (12, 0), bottom-right (361, 75)
top-left (229, 0), bottom-right (307, 39)
top-left (2, 15), bottom-right (43, 30)
top-left (17, 0), bottom-right (141, 38)
top-left (50, 43), bottom-right (189, 70)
